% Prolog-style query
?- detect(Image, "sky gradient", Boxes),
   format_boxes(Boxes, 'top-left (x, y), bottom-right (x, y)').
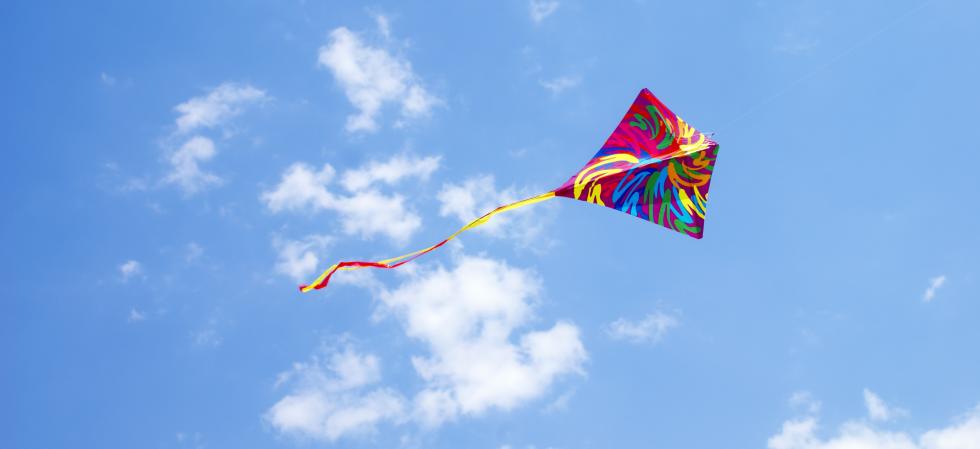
top-left (3, 1), bottom-right (980, 448)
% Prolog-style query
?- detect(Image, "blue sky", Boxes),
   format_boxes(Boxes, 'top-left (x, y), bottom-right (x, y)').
top-left (3, 0), bottom-right (980, 448)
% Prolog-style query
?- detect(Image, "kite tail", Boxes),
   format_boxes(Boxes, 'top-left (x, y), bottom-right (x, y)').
top-left (299, 191), bottom-right (557, 293)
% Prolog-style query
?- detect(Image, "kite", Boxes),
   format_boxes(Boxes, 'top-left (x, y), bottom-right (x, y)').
top-left (300, 88), bottom-right (719, 292)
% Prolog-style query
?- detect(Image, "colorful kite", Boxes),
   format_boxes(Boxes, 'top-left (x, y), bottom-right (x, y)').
top-left (300, 88), bottom-right (719, 292)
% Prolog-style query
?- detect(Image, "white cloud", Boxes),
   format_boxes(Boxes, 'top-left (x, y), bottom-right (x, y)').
top-left (174, 82), bottom-right (267, 134)
top-left (332, 190), bottom-right (421, 243)
top-left (128, 308), bottom-right (146, 322)
top-left (374, 13), bottom-right (392, 40)
top-left (261, 163), bottom-right (335, 213)
top-left (318, 26), bottom-right (440, 132)
top-left (100, 72), bottom-right (116, 86)
top-left (273, 234), bottom-right (332, 282)
top-left (119, 260), bottom-right (142, 281)
top-left (768, 417), bottom-right (823, 449)
top-left (864, 389), bottom-right (908, 422)
top-left (191, 327), bottom-right (222, 348)
top-left (529, 0), bottom-right (560, 23)
top-left (923, 275), bottom-right (947, 302)
top-left (789, 390), bottom-right (822, 415)
top-left (921, 408), bottom-right (980, 449)
top-left (768, 393), bottom-right (980, 449)
top-left (265, 344), bottom-right (406, 442)
top-left (539, 75), bottom-right (581, 95)
top-left (159, 83), bottom-right (266, 195)
top-left (341, 155), bottom-right (440, 192)
top-left (413, 388), bottom-right (459, 428)
top-left (437, 175), bottom-right (551, 246)
top-left (542, 389), bottom-right (575, 413)
top-left (164, 136), bottom-right (222, 194)
top-left (261, 156), bottom-right (439, 244)
top-left (379, 255), bottom-right (587, 426)
top-left (605, 311), bottom-right (679, 344)
top-left (437, 175), bottom-right (513, 234)
top-left (175, 431), bottom-right (205, 448)
top-left (185, 242), bottom-right (204, 263)
top-left (264, 255), bottom-right (584, 437)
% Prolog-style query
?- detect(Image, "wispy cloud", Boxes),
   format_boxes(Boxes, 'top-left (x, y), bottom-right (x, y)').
top-left (542, 389), bottom-right (575, 414)
top-left (173, 83), bottom-right (267, 134)
top-left (769, 391), bottom-right (974, 449)
top-left (266, 255), bottom-right (587, 438)
top-left (318, 24), bottom-right (440, 132)
top-left (164, 136), bottom-right (222, 194)
top-left (161, 82), bottom-right (267, 195)
top-left (265, 342), bottom-right (406, 442)
top-left (261, 155), bottom-right (439, 244)
top-left (380, 255), bottom-right (586, 428)
top-left (539, 75), bottom-right (581, 95)
top-left (923, 275), bottom-right (947, 302)
top-left (529, 0), bottom-right (560, 23)
top-left (789, 390), bottom-right (822, 415)
top-left (185, 242), bottom-right (204, 263)
top-left (100, 72), bottom-right (116, 86)
top-left (119, 260), bottom-right (142, 281)
top-left (174, 431), bottom-right (205, 449)
top-left (191, 327), bottom-right (222, 348)
top-left (127, 308), bottom-right (146, 322)
top-left (373, 13), bottom-right (392, 40)
top-left (605, 310), bottom-right (679, 344)
top-left (273, 234), bottom-right (332, 282)
top-left (437, 175), bottom-right (554, 247)
top-left (341, 155), bottom-right (440, 191)
top-left (863, 388), bottom-right (908, 422)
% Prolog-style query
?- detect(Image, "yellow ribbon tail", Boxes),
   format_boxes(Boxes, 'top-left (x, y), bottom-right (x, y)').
top-left (299, 191), bottom-right (557, 293)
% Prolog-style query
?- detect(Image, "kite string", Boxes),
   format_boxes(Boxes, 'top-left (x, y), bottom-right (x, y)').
top-left (299, 190), bottom-right (558, 292)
